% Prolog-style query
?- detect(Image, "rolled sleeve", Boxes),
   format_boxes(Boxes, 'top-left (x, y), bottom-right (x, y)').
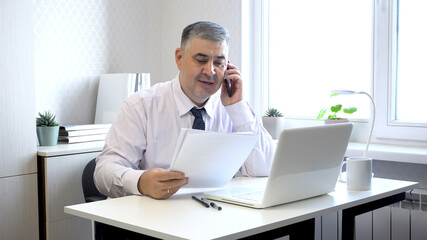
top-left (225, 100), bottom-right (255, 127)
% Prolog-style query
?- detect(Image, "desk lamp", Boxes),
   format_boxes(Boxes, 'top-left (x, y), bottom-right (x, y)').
top-left (331, 90), bottom-right (376, 158)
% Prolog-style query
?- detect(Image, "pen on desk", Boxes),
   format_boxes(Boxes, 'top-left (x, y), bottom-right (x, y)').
top-left (192, 196), bottom-right (210, 208)
top-left (201, 197), bottom-right (222, 211)
top-left (209, 201), bottom-right (222, 211)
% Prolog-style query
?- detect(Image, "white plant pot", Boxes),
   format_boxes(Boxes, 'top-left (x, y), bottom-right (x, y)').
top-left (324, 118), bottom-right (349, 124)
top-left (262, 117), bottom-right (285, 139)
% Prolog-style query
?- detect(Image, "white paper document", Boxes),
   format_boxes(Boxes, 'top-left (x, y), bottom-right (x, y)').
top-left (169, 128), bottom-right (258, 188)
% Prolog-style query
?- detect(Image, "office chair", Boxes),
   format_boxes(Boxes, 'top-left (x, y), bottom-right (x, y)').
top-left (82, 158), bottom-right (107, 203)
top-left (82, 158), bottom-right (107, 240)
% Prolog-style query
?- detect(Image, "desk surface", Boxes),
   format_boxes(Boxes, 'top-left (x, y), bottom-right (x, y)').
top-left (65, 177), bottom-right (417, 240)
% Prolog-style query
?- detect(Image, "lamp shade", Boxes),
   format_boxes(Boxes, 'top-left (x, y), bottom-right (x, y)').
top-left (331, 90), bottom-right (359, 95)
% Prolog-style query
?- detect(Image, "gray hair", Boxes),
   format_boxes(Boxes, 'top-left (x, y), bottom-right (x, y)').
top-left (180, 21), bottom-right (229, 52)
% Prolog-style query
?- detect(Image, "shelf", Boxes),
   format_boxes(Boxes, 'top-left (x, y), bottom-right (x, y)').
top-left (37, 141), bottom-right (105, 157)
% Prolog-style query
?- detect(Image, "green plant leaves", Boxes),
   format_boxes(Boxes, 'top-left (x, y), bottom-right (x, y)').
top-left (317, 104), bottom-right (357, 120)
top-left (316, 108), bottom-right (327, 120)
top-left (317, 94), bottom-right (358, 120)
top-left (330, 104), bottom-right (342, 113)
top-left (264, 108), bottom-right (284, 117)
top-left (36, 110), bottom-right (59, 127)
top-left (343, 107), bottom-right (357, 114)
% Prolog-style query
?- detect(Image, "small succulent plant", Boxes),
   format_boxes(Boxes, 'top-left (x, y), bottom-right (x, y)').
top-left (264, 108), bottom-right (284, 117)
top-left (36, 111), bottom-right (59, 127)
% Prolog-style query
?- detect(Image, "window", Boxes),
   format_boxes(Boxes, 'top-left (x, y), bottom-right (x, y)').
top-left (246, 0), bottom-right (427, 143)
top-left (268, 0), bottom-right (372, 119)
top-left (393, 0), bottom-right (427, 123)
top-left (375, 0), bottom-right (427, 141)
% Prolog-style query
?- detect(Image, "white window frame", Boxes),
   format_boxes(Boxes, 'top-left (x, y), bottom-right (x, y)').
top-left (241, 0), bottom-right (268, 115)
top-left (244, 0), bottom-right (427, 147)
top-left (374, 0), bottom-right (427, 142)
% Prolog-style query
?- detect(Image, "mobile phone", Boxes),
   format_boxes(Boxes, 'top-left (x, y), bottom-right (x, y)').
top-left (224, 74), bottom-right (233, 97)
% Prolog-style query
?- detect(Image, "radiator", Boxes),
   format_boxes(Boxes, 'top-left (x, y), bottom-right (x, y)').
top-left (276, 189), bottom-right (427, 240)
top-left (315, 189), bottom-right (427, 240)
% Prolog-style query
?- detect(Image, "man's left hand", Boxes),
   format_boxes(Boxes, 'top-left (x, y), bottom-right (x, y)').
top-left (221, 62), bottom-right (243, 106)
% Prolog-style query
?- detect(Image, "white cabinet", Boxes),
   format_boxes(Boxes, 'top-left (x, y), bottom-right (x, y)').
top-left (38, 141), bottom-right (104, 240)
top-left (0, 0), bottom-right (39, 239)
top-left (0, 174), bottom-right (39, 240)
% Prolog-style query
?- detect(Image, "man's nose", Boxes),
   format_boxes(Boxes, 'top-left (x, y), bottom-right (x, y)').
top-left (202, 61), bottom-right (215, 76)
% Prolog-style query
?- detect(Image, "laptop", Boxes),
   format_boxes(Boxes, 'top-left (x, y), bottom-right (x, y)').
top-left (203, 123), bottom-right (353, 209)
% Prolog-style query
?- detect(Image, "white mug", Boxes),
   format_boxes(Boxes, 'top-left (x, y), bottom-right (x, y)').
top-left (339, 157), bottom-right (373, 191)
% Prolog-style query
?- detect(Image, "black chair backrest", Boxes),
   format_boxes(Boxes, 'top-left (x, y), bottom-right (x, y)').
top-left (82, 158), bottom-right (107, 202)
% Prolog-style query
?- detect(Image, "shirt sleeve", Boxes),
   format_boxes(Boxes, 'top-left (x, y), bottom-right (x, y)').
top-left (94, 98), bottom-right (147, 198)
top-left (225, 101), bottom-right (276, 177)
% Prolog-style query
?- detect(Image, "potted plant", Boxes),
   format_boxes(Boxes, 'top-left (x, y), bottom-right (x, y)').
top-left (262, 108), bottom-right (285, 139)
top-left (36, 110), bottom-right (60, 146)
top-left (316, 104), bottom-right (357, 124)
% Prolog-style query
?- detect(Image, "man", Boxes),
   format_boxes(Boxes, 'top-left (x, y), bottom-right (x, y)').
top-left (95, 21), bottom-right (275, 200)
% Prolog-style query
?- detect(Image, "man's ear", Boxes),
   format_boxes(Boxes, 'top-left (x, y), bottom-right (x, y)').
top-left (175, 48), bottom-right (183, 70)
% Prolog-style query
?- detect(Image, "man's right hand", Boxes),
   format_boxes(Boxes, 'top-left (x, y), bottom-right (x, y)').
top-left (137, 168), bottom-right (188, 199)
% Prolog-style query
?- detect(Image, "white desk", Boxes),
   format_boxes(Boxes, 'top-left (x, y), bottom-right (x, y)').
top-left (65, 177), bottom-right (417, 240)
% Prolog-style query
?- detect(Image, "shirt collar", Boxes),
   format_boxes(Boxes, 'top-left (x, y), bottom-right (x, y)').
top-left (172, 73), bottom-right (218, 119)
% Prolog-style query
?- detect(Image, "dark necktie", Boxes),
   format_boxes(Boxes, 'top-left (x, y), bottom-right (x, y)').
top-left (190, 107), bottom-right (205, 130)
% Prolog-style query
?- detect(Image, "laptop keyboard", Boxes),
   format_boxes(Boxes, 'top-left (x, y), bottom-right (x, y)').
top-left (233, 191), bottom-right (265, 202)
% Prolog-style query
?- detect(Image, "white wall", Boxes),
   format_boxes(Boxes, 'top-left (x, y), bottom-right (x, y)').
top-left (34, 0), bottom-right (162, 125)
top-left (35, 0), bottom-right (242, 125)
top-left (0, 0), bottom-right (39, 239)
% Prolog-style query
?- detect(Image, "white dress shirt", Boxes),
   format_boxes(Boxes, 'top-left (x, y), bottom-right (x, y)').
top-left (94, 74), bottom-right (275, 197)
